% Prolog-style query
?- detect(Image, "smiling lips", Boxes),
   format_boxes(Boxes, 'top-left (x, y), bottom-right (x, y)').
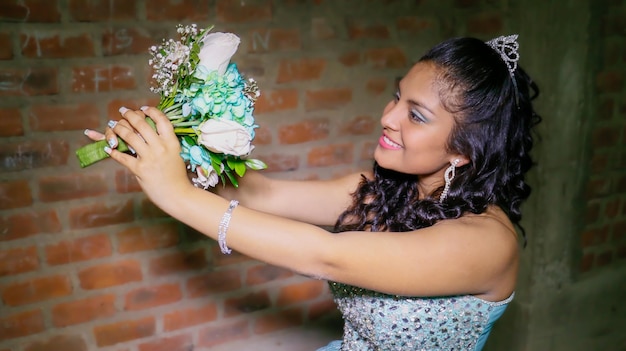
top-left (379, 135), bottom-right (402, 150)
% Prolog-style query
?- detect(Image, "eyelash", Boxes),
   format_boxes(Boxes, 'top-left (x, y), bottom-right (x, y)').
top-left (393, 91), bottom-right (427, 124)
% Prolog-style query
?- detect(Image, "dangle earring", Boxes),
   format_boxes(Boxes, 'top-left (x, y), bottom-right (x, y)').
top-left (439, 159), bottom-right (460, 202)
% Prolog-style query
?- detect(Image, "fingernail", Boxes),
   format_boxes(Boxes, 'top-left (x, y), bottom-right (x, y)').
top-left (140, 106), bottom-right (148, 111)
top-left (104, 146), bottom-right (112, 154)
top-left (107, 138), bottom-right (117, 148)
top-left (107, 120), bottom-right (117, 129)
top-left (83, 129), bottom-right (91, 136)
top-left (128, 145), bottom-right (136, 154)
top-left (119, 106), bottom-right (129, 115)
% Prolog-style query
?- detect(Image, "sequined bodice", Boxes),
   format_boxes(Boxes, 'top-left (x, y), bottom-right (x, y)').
top-left (328, 282), bottom-right (513, 351)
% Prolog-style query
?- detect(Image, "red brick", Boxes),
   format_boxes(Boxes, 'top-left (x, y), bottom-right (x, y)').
top-left (589, 152), bottom-right (609, 174)
top-left (24, 334), bottom-right (87, 351)
top-left (276, 58), bottom-right (326, 83)
top-left (340, 115), bottom-right (377, 135)
top-left (0, 32), bottom-right (12, 60)
top-left (305, 88), bottom-right (352, 111)
top-left (581, 225), bottom-right (609, 247)
top-left (360, 141), bottom-right (377, 160)
top-left (0, 310), bottom-right (45, 341)
top-left (596, 250), bottom-right (614, 267)
top-left (252, 126), bottom-right (272, 144)
top-left (277, 280), bottom-right (325, 306)
top-left (396, 16), bottom-right (436, 33)
top-left (68, 199), bottom-right (135, 229)
top-left (69, 0), bottom-right (137, 21)
top-left (198, 319), bottom-right (249, 348)
top-left (186, 270), bottom-right (242, 297)
top-left (146, 0), bottom-right (210, 21)
top-left (117, 222), bottom-right (180, 253)
top-left (366, 77), bottom-right (389, 95)
top-left (0, 107), bottom-right (23, 136)
top-left (0, 0), bottom-right (61, 22)
top-left (29, 103), bottom-right (100, 131)
top-left (253, 308), bottom-right (303, 334)
top-left (45, 234), bottom-right (112, 265)
top-left (217, 0), bottom-right (272, 23)
top-left (2, 275), bottom-right (72, 306)
top-left (0, 209), bottom-right (62, 241)
top-left (39, 173), bottom-right (108, 202)
top-left (163, 303), bottom-right (218, 331)
top-left (102, 27), bottom-right (159, 56)
top-left (339, 51), bottom-right (362, 67)
top-left (596, 98), bottom-right (615, 121)
top-left (605, 198), bottom-right (621, 218)
top-left (138, 334), bottom-right (194, 351)
top-left (116, 167), bottom-right (142, 194)
top-left (579, 253), bottom-right (595, 273)
top-left (596, 70), bottom-right (625, 93)
top-left (248, 28), bottom-right (301, 53)
top-left (347, 21), bottom-right (390, 39)
top-left (107, 98), bottom-right (159, 120)
top-left (0, 246), bottom-right (39, 277)
top-left (591, 125), bottom-right (621, 148)
top-left (21, 32), bottom-right (94, 58)
top-left (246, 263), bottom-right (293, 285)
top-left (253, 89), bottom-right (298, 114)
top-left (0, 67), bottom-right (58, 96)
top-left (0, 180), bottom-right (32, 210)
top-left (585, 178), bottom-right (612, 199)
top-left (93, 316), bottom-right (155, 347)
top-left (224, 291), bottom-right (271, 317)
top-left (71, 65), bottom-right (136, 93)
top-left (140, 198), bottom-right (170, 219)
top-left (0, 139), bottom-right (69, 172)
top-left (78, 259), bottom-right (142, 290)
top-left (279, 118), bottom-right (329, 144)
top-left (466, 12), bottom-right (504, 35)
top-left (210, 246), bottom-right (252, 266)
top-left (148, 249), bottom-right (207, 276)
top-left (365, 47), bottom-right (408, 69)
top-left (307, 143), bottom-right (354, 167)
top-left (261, 153), bottom-right (300, 173)
top-left (311, 17), bottom-right (336, 40)
top-left (124, 283), bottom-right (182, 311)
top-left (308, 297), bottom-right (338, 320)
top-left (585, 202), bottom-right (601, 224)
top-left (51, 294), bottom-right (116, 327)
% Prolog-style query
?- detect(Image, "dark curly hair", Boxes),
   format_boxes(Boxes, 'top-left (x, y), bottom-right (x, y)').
top-left (334, 37), bottom-right (541, 244)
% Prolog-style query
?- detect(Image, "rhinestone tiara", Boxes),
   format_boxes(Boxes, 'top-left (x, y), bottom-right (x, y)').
top-left (486, 34), bottom-right (519, 77)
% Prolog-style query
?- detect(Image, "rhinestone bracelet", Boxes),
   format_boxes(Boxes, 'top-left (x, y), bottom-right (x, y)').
top-left (218, 200), bottom-right (239, 254)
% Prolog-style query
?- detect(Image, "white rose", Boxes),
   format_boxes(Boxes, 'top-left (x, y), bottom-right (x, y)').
top-left (193, 166), bottom-right (219, 189)
top-left (198, 32), bottom-right (240, 76)
top-left (198, 119), bottom-right (253, 156)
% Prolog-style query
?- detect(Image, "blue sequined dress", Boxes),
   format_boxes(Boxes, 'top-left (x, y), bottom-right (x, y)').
top-left (316, 282), bottom-right (513, 351)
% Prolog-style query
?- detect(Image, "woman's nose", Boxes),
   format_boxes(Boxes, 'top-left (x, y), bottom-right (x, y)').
top-left (380, 100), bottom-right (401, 131)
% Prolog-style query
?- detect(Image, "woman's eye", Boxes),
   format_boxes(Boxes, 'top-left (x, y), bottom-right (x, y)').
top-left (410, 109), bottom-right (428, 123)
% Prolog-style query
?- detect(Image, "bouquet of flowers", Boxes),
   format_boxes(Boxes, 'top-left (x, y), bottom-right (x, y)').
top-left (75, 24), bottom-right (266, 188)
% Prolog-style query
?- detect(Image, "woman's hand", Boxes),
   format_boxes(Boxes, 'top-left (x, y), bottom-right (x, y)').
top-left (104, 106), bottom-right (193, 210)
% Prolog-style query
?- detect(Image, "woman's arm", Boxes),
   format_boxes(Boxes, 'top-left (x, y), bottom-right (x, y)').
top-left (105, 106), bottom-right (519, 301)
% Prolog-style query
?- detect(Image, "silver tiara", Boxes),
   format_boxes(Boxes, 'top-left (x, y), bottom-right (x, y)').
top-left (486, 34), bottom-right (519, 77)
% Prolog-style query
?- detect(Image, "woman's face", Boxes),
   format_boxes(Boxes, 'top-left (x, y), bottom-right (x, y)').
top-left (374, 61), bottom-right (466, 191)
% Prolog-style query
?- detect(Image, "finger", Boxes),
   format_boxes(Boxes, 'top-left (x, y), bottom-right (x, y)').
top-left (118, 107), bottom-right (159, 146)
top-left (107, 119), bottom-right (148, 156)
top-left (103, 143), bottom-right (137, 174)
top-left (84, 129), bottom-right (105, 141)
top-left (140, 106), bottom-right (178, 144)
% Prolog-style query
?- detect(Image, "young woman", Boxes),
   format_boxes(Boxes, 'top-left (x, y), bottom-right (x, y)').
top-left (87, 35), bottom-right (541, 350)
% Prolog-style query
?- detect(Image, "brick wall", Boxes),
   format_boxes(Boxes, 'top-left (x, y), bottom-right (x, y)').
top-left (0, 0), bottom-right (510, 350)
top-left (580, 0), bottom-right (626, 274)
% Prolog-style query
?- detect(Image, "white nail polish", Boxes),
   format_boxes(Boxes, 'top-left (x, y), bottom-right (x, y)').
top-left (107, 138), bottom-right (117, 148)
top-left (119, 106), bottom-right (129, 115)
top-left (140, 106), bottom-right (148, 111)
top-left (104, 146), bottom-right (112, 154)
top-left (83, 129), bottom-right (90, 136)
top-left (107, 120), bottom-right (117, 129)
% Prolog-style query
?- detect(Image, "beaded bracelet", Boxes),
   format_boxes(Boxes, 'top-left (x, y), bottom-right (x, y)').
top-left (218, 200), bottom-right (239, 254)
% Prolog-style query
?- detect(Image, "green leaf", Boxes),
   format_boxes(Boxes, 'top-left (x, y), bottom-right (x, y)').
top-left (244, 159), bottom-right (268, 170)
top-left (224, 169), bottom-right (239, 187)
top-left (234, 161), bottom-right (246, 177)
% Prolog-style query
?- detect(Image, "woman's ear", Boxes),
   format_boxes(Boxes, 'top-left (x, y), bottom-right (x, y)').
top-left (452, 155), bottom-right (470, 167)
